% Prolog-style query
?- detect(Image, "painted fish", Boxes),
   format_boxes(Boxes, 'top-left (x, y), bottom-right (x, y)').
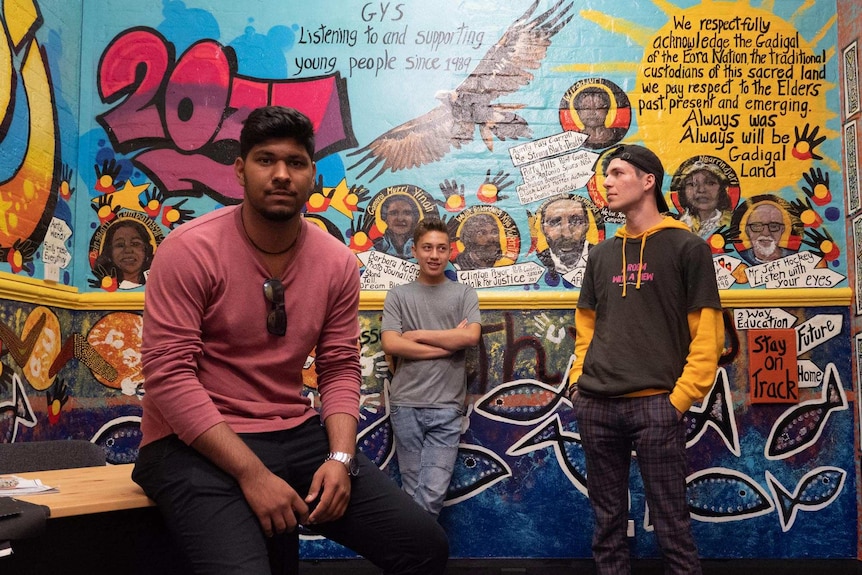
top-left (357, 410), bottom-right (394, 470)
top-left (472, 355), bottom-right (575, 425)
top-left (474, 379), bottom-right (569, 425)
top-left (303, 387), bottom-right (393, 543)
top-left (506, 413), bottom-right (588, 496)
top-left (357, 377), bottom-right (395, 469)
top-left (765, 467), bottom-right (846, 532)
top-left (686, 467), bottom-right (774, 522)
top-left (765, 363), bottom-right (847, 460)
top-left (684, 368), bottom-right (739, 456)
top-left (444, 444), bottom-right (511, 506)
top-left (91, 415), bottom-right (142, 464)
top-left (0, 373), bottom-right (37, 443)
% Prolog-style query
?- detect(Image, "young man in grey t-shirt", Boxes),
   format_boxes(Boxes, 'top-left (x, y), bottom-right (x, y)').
top-left (381, 218), bottom-right (481, 516)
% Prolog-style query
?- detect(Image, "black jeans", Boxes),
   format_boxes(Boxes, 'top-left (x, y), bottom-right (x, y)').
top-left (132, 417), bottom-right (448, 575)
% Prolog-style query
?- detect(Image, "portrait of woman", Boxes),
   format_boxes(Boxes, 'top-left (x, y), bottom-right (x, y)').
top-left (93, 219), bottom-right (155, 289)
top-left (672, 159), bottom-right (737, 239)
top-left (363, 184), bottom-right (439, 261)
top-left (559, 78), bottom-right (631, 150)
top-left (373, 194), bottom-right (420, 259)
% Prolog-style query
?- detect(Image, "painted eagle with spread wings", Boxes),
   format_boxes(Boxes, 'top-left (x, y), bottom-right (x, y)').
top-left (347, 0), bottom-right (574, 181)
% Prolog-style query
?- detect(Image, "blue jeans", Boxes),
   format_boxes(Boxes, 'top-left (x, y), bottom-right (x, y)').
top-left (390, 406), bottom-right (463, 517)
top-left (132, 417), bottom-right (448, 575)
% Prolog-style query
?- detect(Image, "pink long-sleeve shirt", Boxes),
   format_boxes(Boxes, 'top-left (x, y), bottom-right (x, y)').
top-left (139, 205), bottom-right (361, 447)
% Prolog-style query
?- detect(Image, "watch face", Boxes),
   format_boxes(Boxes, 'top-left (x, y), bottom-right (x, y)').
top-left (348, 456), bottom-right (359, 476)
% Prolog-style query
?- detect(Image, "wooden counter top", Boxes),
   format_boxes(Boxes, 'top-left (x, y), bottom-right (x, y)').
top-left (11, 464), bottom-right (154, 518)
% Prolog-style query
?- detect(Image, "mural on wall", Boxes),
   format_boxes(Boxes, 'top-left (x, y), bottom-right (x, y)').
top-left (9, 0), bottom-right (827, 295)
top-left (0, 0), bottom-right (848, 293)
top-left (0, 0), bottom-right (65, 278)
top-left (329, 306), bottom-right (855, 559)
top-left (0, 301), bottom-right (855, 559)
top-left (0, 304), bottom-right (144, 452)
top-left (0, 0), bottom-right (856, 564)
top-left (346, 1), bottom-right (574, 181)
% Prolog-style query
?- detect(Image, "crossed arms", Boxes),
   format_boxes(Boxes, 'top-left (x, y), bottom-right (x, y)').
top-left (381, 319), bottom-right (481, 360)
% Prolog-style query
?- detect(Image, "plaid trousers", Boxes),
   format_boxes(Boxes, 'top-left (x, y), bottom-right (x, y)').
top-left (573, 391), bottom-right (701, 575)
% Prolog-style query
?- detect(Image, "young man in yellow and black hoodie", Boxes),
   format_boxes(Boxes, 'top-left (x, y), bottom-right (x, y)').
top-left (569, 144), bottom-right (724, 575)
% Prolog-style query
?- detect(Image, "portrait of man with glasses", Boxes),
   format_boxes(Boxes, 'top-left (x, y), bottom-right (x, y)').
top-left (133, 106), bottom-right (448, 575)
top-left (737, 199), bottom-right (796, 266)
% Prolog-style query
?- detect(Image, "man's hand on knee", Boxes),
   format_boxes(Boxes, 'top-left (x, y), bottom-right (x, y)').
top-left (305, 460), bottom-right (352, 525)
top-left (240, 469), bottom-right (309, 537)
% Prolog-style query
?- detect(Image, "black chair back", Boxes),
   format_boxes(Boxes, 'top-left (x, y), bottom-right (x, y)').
top-left (0, 440), bottom-right (106, 474)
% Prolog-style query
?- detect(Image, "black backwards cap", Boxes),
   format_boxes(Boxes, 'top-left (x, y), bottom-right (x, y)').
top-left (601, 144), bottom-right (669, 212)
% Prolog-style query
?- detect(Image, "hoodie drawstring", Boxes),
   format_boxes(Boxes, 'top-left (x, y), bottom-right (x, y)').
top-left (636, 234), bottom-right (647, 290)
top-left (620, 231), bottom-right (628, 297)
top-left (620, 232), bottom-right (649, 297)
top-left (617, 217), bottom-right (693, 296)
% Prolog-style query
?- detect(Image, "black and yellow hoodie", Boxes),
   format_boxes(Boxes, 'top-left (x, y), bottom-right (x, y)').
top-left (569, 216), bottom-right (724, 413)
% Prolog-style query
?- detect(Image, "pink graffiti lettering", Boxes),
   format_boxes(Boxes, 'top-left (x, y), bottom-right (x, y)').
top-left (97, 28), bottom-right (355, 203)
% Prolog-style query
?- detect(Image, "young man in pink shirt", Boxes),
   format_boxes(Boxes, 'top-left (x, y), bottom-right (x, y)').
top-left (133, 106), bottom-right (447, 574)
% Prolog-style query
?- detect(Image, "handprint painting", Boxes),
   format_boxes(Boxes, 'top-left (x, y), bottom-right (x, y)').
top-left (27, 0), bottom-right (840, 300)
top-left (89, 214), bottom-right (164, 290)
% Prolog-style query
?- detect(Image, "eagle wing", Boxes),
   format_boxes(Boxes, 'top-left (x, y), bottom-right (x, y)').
top-left (347, 105), bottom-right (460, 181)
top-left (347, 1), bottom-right (573, 181)
top-left (457, 0), bottom-right (573, 100)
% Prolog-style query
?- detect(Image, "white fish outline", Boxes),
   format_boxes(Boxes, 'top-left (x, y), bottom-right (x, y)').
top-left (472, 354), bottom-right (574, 425)
top-left (0, 373), bottom-right (37, 443)
top-left (684, 368), bottom-right (740, 456)
top-left (764, 362), bottom-right (847, 460)
top-left (506, 413), bottom-right (587, 496)
top-left (765, 467), bottom-right (846, 532)
top-left (444, 443), bottom-right (512, 507)
top-left (357, 378), bottom-right (395, 469)
top-left (686, 467), bottom-right (774, 523)
top-left (90, 414), bottom-right (142, 465)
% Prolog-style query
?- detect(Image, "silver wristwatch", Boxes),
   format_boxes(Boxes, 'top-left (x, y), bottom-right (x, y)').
top-left (326, 451), bottom-right (359, 476)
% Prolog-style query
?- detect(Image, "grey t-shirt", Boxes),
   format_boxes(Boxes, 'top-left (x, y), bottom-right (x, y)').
top-left (381, 280), bottom-right (481, 408)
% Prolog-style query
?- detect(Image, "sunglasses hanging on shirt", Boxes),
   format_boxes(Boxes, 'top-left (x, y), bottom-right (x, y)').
top-left (263, 278), bottom-right (287, 336)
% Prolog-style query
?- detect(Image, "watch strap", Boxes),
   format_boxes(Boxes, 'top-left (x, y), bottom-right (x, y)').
top-left (326, 451), bottom-right (358, 476)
